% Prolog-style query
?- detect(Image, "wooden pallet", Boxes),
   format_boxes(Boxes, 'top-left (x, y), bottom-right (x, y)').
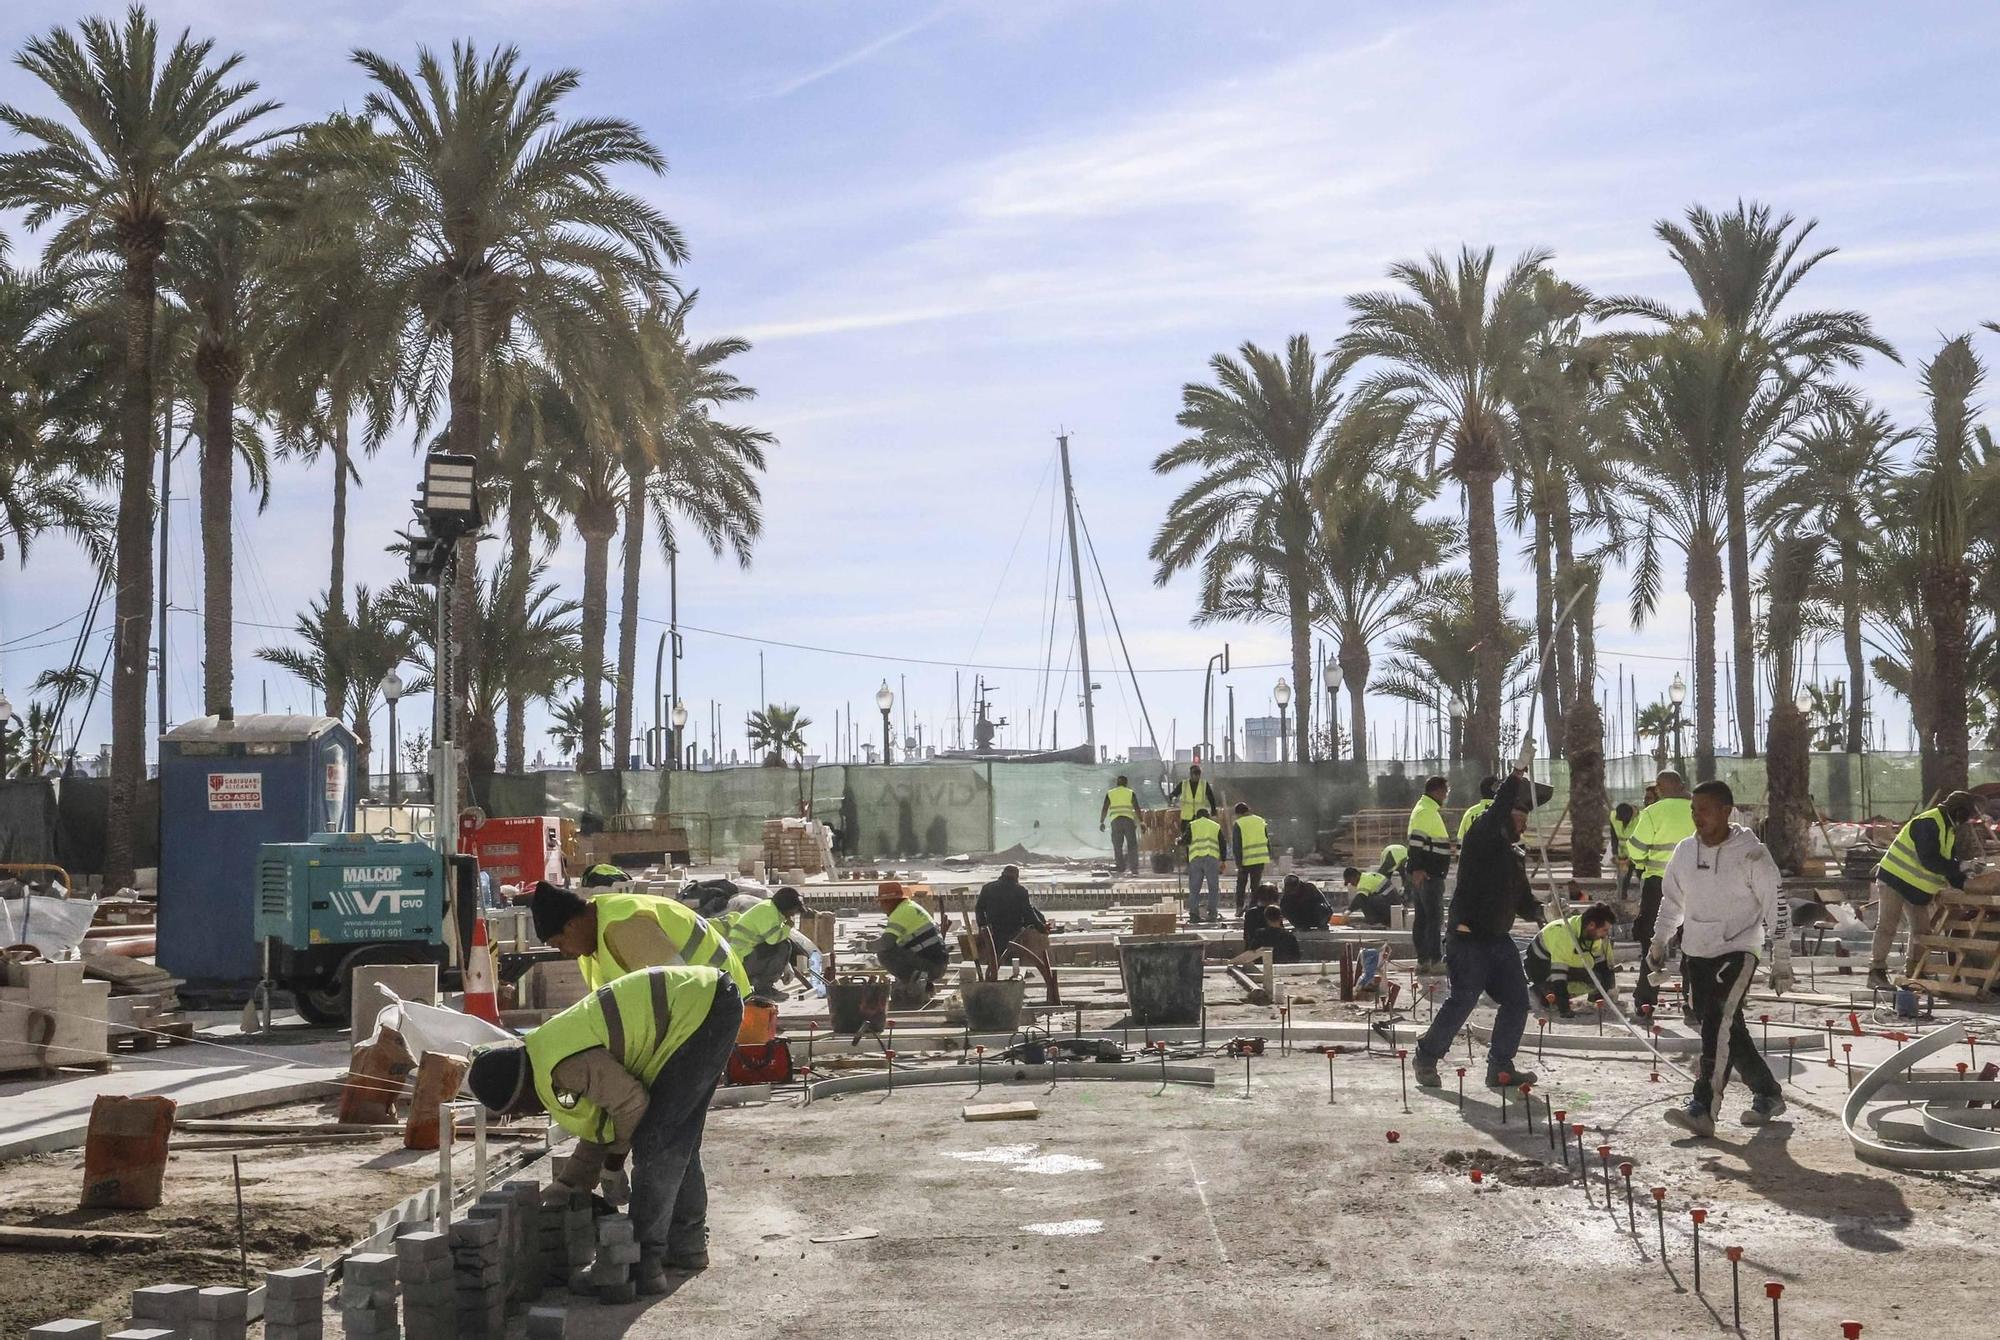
top-left (1910, 888), bottom-right (2000, 1000)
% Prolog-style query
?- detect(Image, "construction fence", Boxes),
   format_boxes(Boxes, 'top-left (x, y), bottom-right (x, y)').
top-left (477, 750), bottom-right (2000, 864)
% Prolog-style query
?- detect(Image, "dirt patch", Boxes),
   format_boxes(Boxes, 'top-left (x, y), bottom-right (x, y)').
top-left (0, 1103), bottom-right (439, 1334)
top-left (1436, 1147), bottom-right (1575, 1188)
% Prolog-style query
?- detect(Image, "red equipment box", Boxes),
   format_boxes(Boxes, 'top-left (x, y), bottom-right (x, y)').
top-left (459, 815), bottom-right (565, 889)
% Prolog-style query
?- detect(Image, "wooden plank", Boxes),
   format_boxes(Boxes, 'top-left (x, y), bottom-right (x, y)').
top-left (176, 1120), bottom-right (396, 1135)
top-left (962, 1100), bottom-right (1041, 1122)
top-left (0, 1224), bottom-right (165, 1250)
top-left (171, 1131), bottom-right (396, 1152)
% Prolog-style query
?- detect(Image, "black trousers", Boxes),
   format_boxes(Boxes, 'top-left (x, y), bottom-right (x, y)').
top-left (1109, 816), bottom-right (1138, 873)
top-left (1685, 951), bottom-right (1781, 1110)
top-left (1631, 876), bottom-right (1664, 1012)
top-left (1409, 870), bottom-right (1443, 965)
top-left (1233, 863), bottom-right (1266, 912)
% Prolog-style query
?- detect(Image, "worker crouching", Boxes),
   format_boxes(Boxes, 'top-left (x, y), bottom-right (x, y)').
top-left (873, 882), bottom-right (949, 1001)
top-left (1525, 902), bottom-right (1617, 1017)
top-left (720, 886), bottom-right (812, 998)
top-left (467, 965), bottom-right (743, 1291)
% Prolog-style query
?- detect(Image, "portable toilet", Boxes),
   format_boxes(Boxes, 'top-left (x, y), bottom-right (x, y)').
top-left (158, 714), bottom-right (358, 987)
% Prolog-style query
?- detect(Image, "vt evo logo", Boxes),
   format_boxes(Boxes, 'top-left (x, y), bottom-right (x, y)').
top-left (330, 886), bottom-right (425, 916)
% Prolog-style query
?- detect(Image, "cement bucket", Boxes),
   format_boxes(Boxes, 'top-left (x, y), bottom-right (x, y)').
top-left (960, 979), bottom-right (1027, 1032)
top-left (1117, 933), bottom-right (1206, 1026)
top-left (828, 978), bottom-right (890, 1034)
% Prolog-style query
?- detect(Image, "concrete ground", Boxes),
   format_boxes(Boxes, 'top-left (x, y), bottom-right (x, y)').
top-left (508, 996), bottom-right (1995, 1340)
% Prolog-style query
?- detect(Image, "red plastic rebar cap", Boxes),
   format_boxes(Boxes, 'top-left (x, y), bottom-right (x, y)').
top-left (1725, 1246), bottom-right (1743, 1262)
top-left (1841, 1323), bottom-right (1862, 1339)
top-left (1386, 1131), bottom-right (1401, 1143)
top-left (1650, 1186), bottom-right (1667, 1202)
top-left (1456, 1067), bottom-right (1467, 1077)
top-left (1597, 1144), bottom-right (1611, 1157)
top-left (1470, 1169), bottom-right (1483, 1183)
top-left (1397, 1049), bottom-right (1409, 1059)
top-left (1959, 1062), bottom-right (1970, 1075)
top-left (1765, 1282), bottom-right (1784, 1299)
top-left (1571, 1123), bottom-right (1585, 1137)
top-left (1518, 1084), bottom-right (1532, 1097)
top-left (1690, 1208), bottom-right (1707, 1224)
top-left (1619, 1161), bottom-right (1633, 1176)
top-left (1554, 1108), bottom-right (1568, 1122)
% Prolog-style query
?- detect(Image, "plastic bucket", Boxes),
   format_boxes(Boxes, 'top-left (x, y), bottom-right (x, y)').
top-left (828, 979), bottom-right (890, 1034)
top-left (1117, 933), bottom-right (1207, 1026)
top-left (960, 979), bottom-right (1027, 1032)
top-left (738, 1000), bottom-right (779, 1045)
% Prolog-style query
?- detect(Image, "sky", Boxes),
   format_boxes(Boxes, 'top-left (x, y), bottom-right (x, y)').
top-left (4, 0), bottom-right (1999, 772)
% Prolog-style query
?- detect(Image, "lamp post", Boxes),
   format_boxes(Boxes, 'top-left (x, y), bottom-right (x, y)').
top-left (1274, 677), bottom-right (1292, 764)
top-left (1669, 671), bottom-right (1687, 774)
top-left (672, 699), bottom-right (689, 771)
top-left (378, 669), bottom-right (404, 805)
top-left (877, 681), bottom-right (895, 764)
top-left (1447, 691), bottom-right (1467, 765)
top-left (0, 688), bottom-right (20, 777)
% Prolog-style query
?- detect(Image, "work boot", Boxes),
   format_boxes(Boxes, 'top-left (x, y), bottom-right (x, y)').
top-left (1486, 1067), bottom-right (1536, 1089)
top-left (634, 1259), bottom-right (671, 1295)
top-left (1664, 1101), bottom-right (1716, 1138)
top-left (1412, 1052), bottom-right (1442, 1088)
top-left (664, 1246), bottom-right (709, 1273)
top-left (1866, 967), bottom-right (1893, 992)
top-left (1741, 1093), bottom-right (1788, 1126)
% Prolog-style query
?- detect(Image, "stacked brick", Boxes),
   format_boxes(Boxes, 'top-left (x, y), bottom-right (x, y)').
top-left (589, 1214), bottom-right (640, 1302)
top-left (339, 1252), bottom-right (400, 1340)
top-left (129, 1284), bottom-right (197, 1337)
top-left (192, 1286), bottom-right (250, 1340)
top-left (29, 1323), bottom-right (107, 1340)
top-left (548, 1188), bottom-right (597, 1292)
top-left (449, 1214), bottom-right (507, 1338)
top-left (395, 1229), bottom-right (457, 1338)
top-left (262, 1267), bottom-right (328, 1340)
top-left (527, 1306), bottom-right (572, 1339)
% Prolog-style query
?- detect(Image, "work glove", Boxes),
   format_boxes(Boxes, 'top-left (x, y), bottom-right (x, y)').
top-left (540, 1183), bottom-right (574, 1209)
top-left (1768, 960), bottom-right (1796, 996)
top-left (1646, 943), bottom-right (1668, 972)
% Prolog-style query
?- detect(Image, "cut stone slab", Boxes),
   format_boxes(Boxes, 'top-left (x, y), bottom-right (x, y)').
top-left (962, 1100), bottom-right (1041, 1121)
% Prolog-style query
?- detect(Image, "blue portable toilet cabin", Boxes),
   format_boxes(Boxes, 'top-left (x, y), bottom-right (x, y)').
top-left (158, 714), bottom-right (357, 986)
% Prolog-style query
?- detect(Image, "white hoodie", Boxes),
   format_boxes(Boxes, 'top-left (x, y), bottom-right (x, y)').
top-left (1652, 824), bottom-right (1791, 964)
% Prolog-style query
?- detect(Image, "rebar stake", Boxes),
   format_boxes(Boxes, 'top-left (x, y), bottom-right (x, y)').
top-left (1726, 1246), bottom-right (1742, 1328)
top-left (1766, 1281), bottom-right (1784, 1340)
top-left (1689, 1208), bottom-right (1706, 1292)
top-left (1456, 1066), bottom-right (1466, 1110)
top-left (1327, 1049), bottom-right (1337, 1104)
top-left (1397, 1049), bottom-right (1409, 1113)
top-left (975, 1045), bottom-right (985, 1092)
top-left (1620, 1162), bottom-right (1635, 1233)
top-left (1597, 1145), bottom-right (1612, 1204)
top-left (1554, 1109), bottom-right (1569, 1164)
top-left (1651, 1186), bottom-right (1667, 1260)
top-left (1571, 1124), bottom-right (1588, 1196)
top-left (1519, 1083), bottom-right (1535, 1133)
top-left (1497, 1073), bottom-right (1510, 1123)
top-left (885, 1049), bottom-right (896, 1097)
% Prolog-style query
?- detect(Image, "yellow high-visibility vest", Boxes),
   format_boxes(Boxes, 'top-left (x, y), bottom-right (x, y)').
top-left (1178, 779), bottom-right (1216, 821)
top-left (1626, 798), bottom-right (1693, 879)
top-left (582, 891), bottom-right (748, 996)
top-left (522, 966), bottom-right (721, 1143)
top-left (1879, 808), bottom-right (1957, 901)
top-left (1106, 786), bottom-right (1139, 822)
top-left (1188, 815), bottom-right (1222, 860)
top-left (1235, 814), bottom-right (1270, 865)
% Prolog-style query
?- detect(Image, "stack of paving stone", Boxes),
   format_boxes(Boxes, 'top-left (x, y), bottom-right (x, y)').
top-left (503, 1181), bottom-right (547, 1299)
top-left (590, 1214), bottom-right (640, 1302)
top-left (192, 1286), bottom-right (251, 1340)
top-left (130, 1284), bottom-right (198, 1336)
top-left (396, 1229), bottom-right (457, 1338)
top-left (340, 1252), bottom-right (401, 1340)
top-left (526, 1306), bottom-right (571, 1339)
top-left (30, 1322), bottom-right (107, 1339)
top-left (262, 1267), bottom-right (328, 1340)
top-left (106, 1330), bottom-right (174, 1340)
top-left (450, 1214), bottom-right (508, 1338)
top-left (548, 1188), bottom-right (597, 1292)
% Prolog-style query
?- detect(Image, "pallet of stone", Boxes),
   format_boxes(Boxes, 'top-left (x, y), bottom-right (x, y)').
top-left (106, 993), bottom-right (195, 1052)
top-left (263, 1265), bottom-right (329, 1340)
top-left (0, 959), bottom-right (110, 1076)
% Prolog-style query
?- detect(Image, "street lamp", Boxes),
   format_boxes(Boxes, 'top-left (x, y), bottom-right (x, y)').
top-left (1447, 691), bottom-right (1467, 764)
top-left (876, 681), bottom-right (895, 763)
top-left (672, 699), bottom-right (689, 771)
top-left (378, 669), bottom-right (404, 805)
top-left (0, 688), bottom-right (18, 777)
top-left (1668, 671), bottom-right (1687, 773)
top-left (1793, 685), bottom-right (1813, 715)
top-left (1274, 677), bottom-right (1292, 764)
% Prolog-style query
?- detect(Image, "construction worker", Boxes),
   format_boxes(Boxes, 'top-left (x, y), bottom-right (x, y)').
top-left (1100, 775), bottom-right (1142, 875)
top-left (1245, 901), bottom-right (1302, 964)
top-left (1412, 771), bottom-right (1542, 1093)
top-left (1870, 791), bottom-right (1981, 991)
top-left (1526, 901), bottom-right (1617, 1017)
top-left (1174, 764), bottom-right (1220, 850)
top-left (1279, 873), bottom-right (1332, 931)
top-left (1457, 776), bottom-right (1500, 843)
top-left (1625, 769), bottom-right (1695, 1015)
top-left (466, 964), bottom-right (740, 1288)
top-left (871, 882), bottom-right (949, 998)
top-left (1650, 780), bottom-right (1793, 1136)
top-left (1610, 801), bottom-right (1638, 899)
top-left (1186, 807), bottom-right (1224, 923)
top-left (1378, 842), bottom-right (1409, 884)
top-left (719, 887), bottom-right (810, 998)
top-left (974, 865), bottom-right (1058, 1003)
top-left (1341, 866), bottom-right (1395, 928)
top-left (532, 882), bottom-right (750, 996)
top-left (1406, 775), bottom-right (1453, 975)
top-left (581, 862), bottom-right (628, 888)
top-left (1231, 801), bottom-right (1271, 919)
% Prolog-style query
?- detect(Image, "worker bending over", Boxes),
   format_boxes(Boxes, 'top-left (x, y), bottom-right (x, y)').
top-left (1279, 873), bottom-right (1332, 931)
top-left (872, 882), bottom-right (949, 999)
top-left (1870, 791), bottom-right (1980, 991)
top-left (1649, 780), bottom-right (1792, 1136)
top-left (1341, 866), bottom-right (1395, 928)
top-left (719, 886), bottom-right (811, 998)
top-left (1625, 770), bottom-right (1694, 1015)
top-left (534, 882), bottom-right (749, 996)
top-left (1406, 776), bottom-right (1453, 975)
top-left (1232, 801), bottom-right (1271, 918)
top-left (1456, 776), bottom-right (1499, 843)
top-left (467, 964), bottom-right (741, 1288)
top-left (974, 864), bottom-right (1058, 1003)
top-left (1185, 807), bottom-right (1224, 923)
top-left (1100, 775), bottom-right (1142, 875)
top-left (1413, 771), bottom-right (1541, 1093)
top-left (1526, 901), bottom-right (1617, 1017)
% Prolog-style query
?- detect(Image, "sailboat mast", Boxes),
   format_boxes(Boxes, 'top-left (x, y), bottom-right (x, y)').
top-left (1057, 432), bottom-right (1097, 759)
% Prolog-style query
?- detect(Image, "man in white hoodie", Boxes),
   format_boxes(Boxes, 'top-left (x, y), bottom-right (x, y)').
top-left (1649, 779), bottom-right (1793, 1137)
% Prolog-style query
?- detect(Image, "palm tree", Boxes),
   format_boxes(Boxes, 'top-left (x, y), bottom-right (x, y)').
top-left (1338, 247), bottom-right (1553, 768)
top-left (746, 704), bottom-right (811, 768)
top-left (1633, 702), bottom-right (1677, 769)
top-left (0, 6), bottom-right (278, 887)
top-left (1911, 336), bottom-right (1991, 796)
top-left (340, 42), bottom-right (684, 780)
top-left (1151, 335), bottom-right (1340, 763)
top-left (1370, 573), bottom-right (1533, 758)
top-left (382, 559), bottom-right (584, 799)
top-left (1760, 531), bottom-right (1823, 871)
top-left (531, 375), bottom-right (622, 772)
top-left (546, 695), bottom-right (602, 767)
top-left (0, 251), bottom-right (114, 566)
top-left (255, 586), bottom-right (425, 779)
top-left (1757, 402), bottom-right (1908, 752)
top-left (1605, 202), bottom-right (1895, 759)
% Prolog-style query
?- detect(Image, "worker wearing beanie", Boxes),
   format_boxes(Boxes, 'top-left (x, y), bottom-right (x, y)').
top-left (1870, 790), bottom-right (1982, 990)
top-left (532, 881), bottom-right (750, 996)
top-left (466, 964), bottom-right (742, 1289)
top-left (719, 887), bottom-right (812, 998)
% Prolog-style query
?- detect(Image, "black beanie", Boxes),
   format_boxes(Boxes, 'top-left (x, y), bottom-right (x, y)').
top-left (531, 880), bottom-right (590, 942)
top-left (466, 1043), bottom-right (530, 1113)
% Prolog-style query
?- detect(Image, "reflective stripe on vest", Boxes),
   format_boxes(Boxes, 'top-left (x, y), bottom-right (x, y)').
top-left (1408, 795), bottom-right (1450, 854)
top-left (1628, 798), bottom-right (1694, 878)
top-left (1355, 870), bottom-right (1388, 896)
top-left (887, 898), bottom-right (944, 955)
top-left (1379, 844), bottom-right (1407, 874)
top-left (1106, 786), bottom-right (1139, 822)
top-left (1234, 814), bottom-right (1269, 865)
top-left (1456, 799), bottom-right (1492, 843)
top-left (726, 898), bottom-right (790, 957)
top-left (583, 891), bottom-right (749, 996)
top-left (524, 965), bottom-right (721, 1143)
top-left (1879, 809), bottom-right (1955, 899)
top-left (1188, 817), bottom-right (1222, 860)
top-left (1178, 780), bottom-right (1214, 821)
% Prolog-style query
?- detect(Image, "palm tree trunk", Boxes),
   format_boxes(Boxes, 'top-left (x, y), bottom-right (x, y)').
top-left (1689, 546), bottom-right (1723, 780)
top-left (326, 413), bottom-right (351, 721)
top-left (1287, 571), bottom-right (1312, 764)
top-left (106, 250), bottom-right (161, 891)
top-left (1465, 468), bottom-right (1504, 769)
top-left (577, 503), bottom-right (616, 773)
top-left (1534, 509), bottom-right (1561, 757)
top-left (446, 309), bottom-right (484, 806)
top-left (1926, 558), bottom-right (1972, 795)
top-left (614, 456), bottom-right (646, 764)
top-left (1765, 703), bottom-right (1812, 874)
top-left (1341, 642), bottom-right (1371, 768)
top-left (1726, 469), bottom-right (1758, 758)
top-left (1841, 541), bottom-right (1864, 753)
top-left (503, 486), bottom-right (532, 773)
top-left (1551, 497), bottom-right (1581, 710)
top-left (1564, 695), bottom-right (1607, 877)
top-left (198, 346), bottom-right (237, 719)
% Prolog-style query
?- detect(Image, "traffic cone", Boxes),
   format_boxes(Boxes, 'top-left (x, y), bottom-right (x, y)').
top-left (462, 916), bottom-right (501, 1025)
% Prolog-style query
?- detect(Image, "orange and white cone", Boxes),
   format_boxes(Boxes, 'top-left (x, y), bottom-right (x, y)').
top-left (462, 916), bottom-right (501, 1024)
